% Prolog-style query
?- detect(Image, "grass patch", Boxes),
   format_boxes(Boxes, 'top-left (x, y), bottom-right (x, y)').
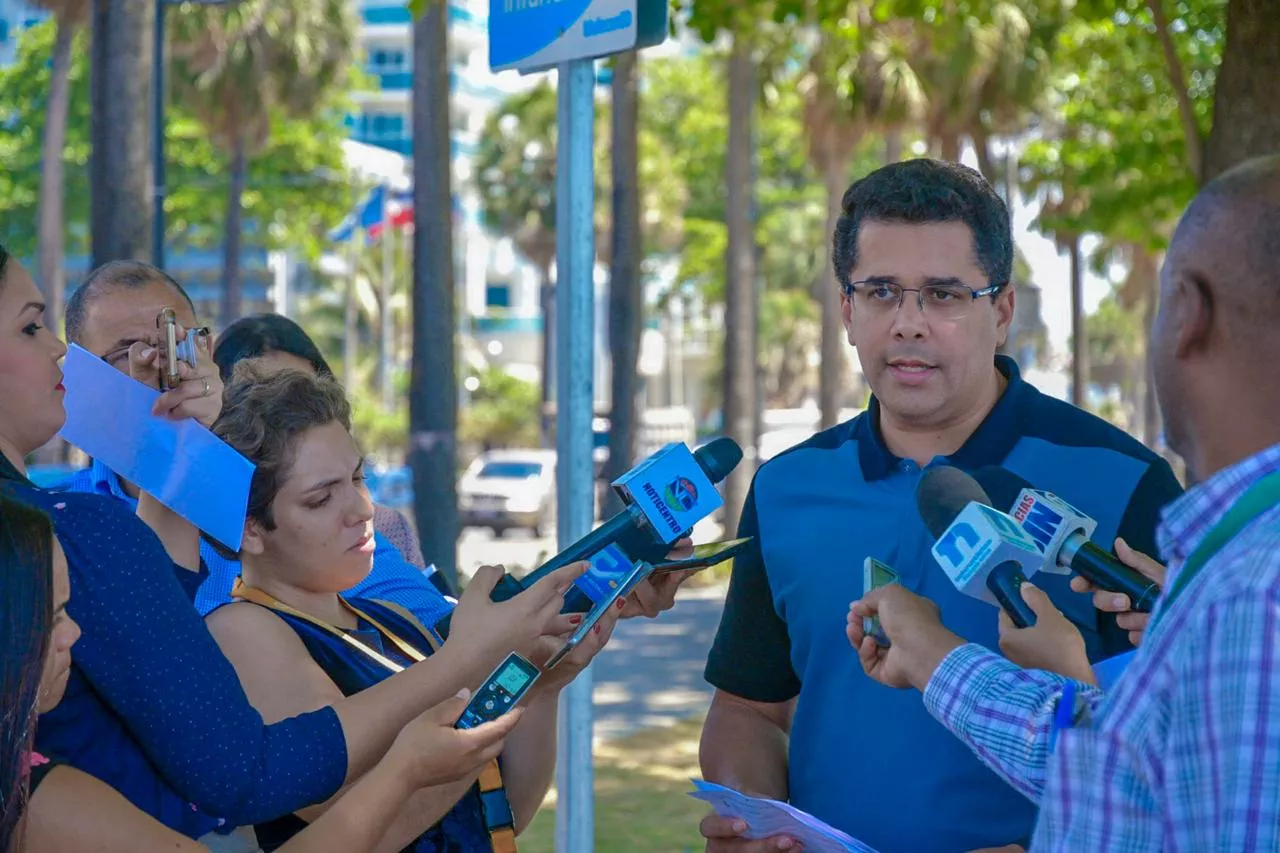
top-left (517, 715), bottom-right (709, 853)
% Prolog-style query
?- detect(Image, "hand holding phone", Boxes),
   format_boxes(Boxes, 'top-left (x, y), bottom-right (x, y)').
top-left (863, 557), bottom-right (900, 648)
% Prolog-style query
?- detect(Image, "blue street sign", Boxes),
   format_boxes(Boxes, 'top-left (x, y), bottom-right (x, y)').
top-left (489, 0), bottom-right (666, 73)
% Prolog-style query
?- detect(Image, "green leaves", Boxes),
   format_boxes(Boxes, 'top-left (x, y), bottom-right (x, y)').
top-left (0, 19), bottom-right (351, 265)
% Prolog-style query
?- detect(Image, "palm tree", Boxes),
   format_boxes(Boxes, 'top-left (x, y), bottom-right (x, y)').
top-left (33, 0), bottom-right (89, 334)
top-left (410, 0), bottom-right (459, 588)
top-left (722, 33), bottom-right (757, 537)
top-left (90, 0), bottom-right (152, 267)
top-left (170, 0), bottom-right (355, 327)
top-left (804, 6), bottom-right (924, 429)
top-left (475, 83), bottom-right (560, 444)
top-left (603, 50), bottom-right (643, 513)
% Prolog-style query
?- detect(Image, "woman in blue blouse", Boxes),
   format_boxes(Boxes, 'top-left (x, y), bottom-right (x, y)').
top-left (207, 364), bottom-right (616, 852)
top-left (0, 244), bottom-right (584, 843)
top-left (0, 494), bottom-right (523, 853)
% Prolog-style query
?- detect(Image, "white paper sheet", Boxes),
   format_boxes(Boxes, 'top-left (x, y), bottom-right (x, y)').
top-left (689, 779), bottom-right (880, 853)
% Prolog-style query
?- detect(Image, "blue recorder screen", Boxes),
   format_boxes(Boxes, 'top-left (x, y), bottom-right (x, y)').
top-left (496, 665), bottom-right (532, 695)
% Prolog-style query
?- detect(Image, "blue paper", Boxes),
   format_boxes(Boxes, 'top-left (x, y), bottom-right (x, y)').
top-left (58, 344), bottom-right (255, 551)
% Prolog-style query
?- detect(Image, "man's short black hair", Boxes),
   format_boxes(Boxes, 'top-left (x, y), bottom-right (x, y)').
top-left (832, 158), bottom-right (1013, 291)
top-left (65, 260), bottom-right (197, 344)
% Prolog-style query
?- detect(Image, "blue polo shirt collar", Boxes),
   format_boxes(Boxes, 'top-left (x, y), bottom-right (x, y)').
top-left (855, 355), bottom-right (1027, 481)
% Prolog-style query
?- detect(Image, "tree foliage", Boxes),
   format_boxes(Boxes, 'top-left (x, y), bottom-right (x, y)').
top-left (0, 20), bottom-right (351, 266)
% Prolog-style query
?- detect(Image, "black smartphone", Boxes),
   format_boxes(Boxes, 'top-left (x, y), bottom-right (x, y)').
top-left (650, 537), bottom-right (753, 575)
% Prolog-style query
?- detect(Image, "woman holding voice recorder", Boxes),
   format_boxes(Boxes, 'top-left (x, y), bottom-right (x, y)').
top-left (205, 363), bottom-right (620, 852)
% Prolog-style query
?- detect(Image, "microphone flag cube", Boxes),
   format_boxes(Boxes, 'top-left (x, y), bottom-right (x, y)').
top-left (612, 443), bottom-right (722, 544)
top-left (931, 503), bottom-right (1043, 606)
top-left (1009, 489), bottom-right (1098, 575)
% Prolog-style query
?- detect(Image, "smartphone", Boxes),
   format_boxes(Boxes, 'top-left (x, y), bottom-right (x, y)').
top-left (650, 537), bottom-right (753, 575)
top-left (455, 652), bottom-right (542, 729)
top-left (862, 556), bottom-right (900, 648)
top-left (544, 559), bottom-right (655, 670)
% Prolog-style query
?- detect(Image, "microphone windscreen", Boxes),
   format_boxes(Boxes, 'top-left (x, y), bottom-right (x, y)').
top-left (969, 466), bottom-right (1036, 514)
top-left (915, 466), bottom-right (993, 538)
top-left (694, 437), bottom-right (743, 484)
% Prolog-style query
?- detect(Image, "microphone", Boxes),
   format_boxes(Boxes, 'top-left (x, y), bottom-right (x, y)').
top-left (436, 438), bottom-right (742, 635)
top-left (970, 467), bottom-right (1162, 613)
top-left (916, 466), bottom-right (1045, 628)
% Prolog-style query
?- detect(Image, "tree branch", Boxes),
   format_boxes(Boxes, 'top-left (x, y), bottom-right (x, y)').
top-left (1145, 0), bottom-right (1204, 182)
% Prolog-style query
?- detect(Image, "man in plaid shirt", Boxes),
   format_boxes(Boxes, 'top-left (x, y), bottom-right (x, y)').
top-left (849, 154), bottom-right (1280, 851)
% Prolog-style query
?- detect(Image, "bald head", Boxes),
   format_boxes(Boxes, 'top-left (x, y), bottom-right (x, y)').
top-left (65, 261), bottom-right (195, 345)
top-left (1168, 154), bottom-right (1280, 330)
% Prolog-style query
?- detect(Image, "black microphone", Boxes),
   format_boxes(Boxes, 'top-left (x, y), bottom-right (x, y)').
top-left (435, 438), bottom-right (743, 636)
top-left (916, 466), bottom-right (1040, 628)
top-left (969, 466), bottom-right (1162, 613)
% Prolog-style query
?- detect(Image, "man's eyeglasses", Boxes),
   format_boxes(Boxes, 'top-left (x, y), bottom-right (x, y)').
top-left (839, 279), bottom-right (1003, 320)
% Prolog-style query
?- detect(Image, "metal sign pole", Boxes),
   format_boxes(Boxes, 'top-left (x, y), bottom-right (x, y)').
top-left (553, 57), bottom-right (597, 853)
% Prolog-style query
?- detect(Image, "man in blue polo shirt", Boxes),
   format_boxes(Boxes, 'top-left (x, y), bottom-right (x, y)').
top-left (697, 159), bottom-right (1183, 853)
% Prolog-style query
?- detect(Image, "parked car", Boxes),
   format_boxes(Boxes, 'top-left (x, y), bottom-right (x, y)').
top-left (458, 449), bottom-right (558, 537)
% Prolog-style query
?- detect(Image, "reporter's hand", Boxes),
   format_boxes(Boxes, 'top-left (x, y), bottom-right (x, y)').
top-left (527, 596), bottom-right (624, 695)
top-left (448, 563), bottom-right (587, 665)
top-left (128, 328), bottom-right (223, 427)
top-left (389, 690), bottom-right (522, 788)
top-left (847, 585), bottom-right (963, 691)
top-left (998, 584), bottom-right (1094, 683)
top-left (1069, 537), bottom-right (1167, 646)
top-left (700, 813), bottom-right (800, 852)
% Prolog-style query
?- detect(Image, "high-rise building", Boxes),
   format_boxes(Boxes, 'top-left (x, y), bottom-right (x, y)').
top-left (0, 0), bottom-right (44, 67)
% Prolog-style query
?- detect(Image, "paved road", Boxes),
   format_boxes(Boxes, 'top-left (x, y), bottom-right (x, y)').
top-left (455, 517), bottom-right (728, 743)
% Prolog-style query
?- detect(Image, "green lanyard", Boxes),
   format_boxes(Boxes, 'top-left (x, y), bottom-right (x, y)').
top-left (1152, 470), bottom-right (1280, 629)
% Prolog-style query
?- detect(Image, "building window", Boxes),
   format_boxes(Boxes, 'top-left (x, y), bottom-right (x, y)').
top-left (486, 283), bottom-right (511, 309)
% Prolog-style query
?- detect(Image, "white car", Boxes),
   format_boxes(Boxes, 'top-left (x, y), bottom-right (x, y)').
top-left (459, 449), bottom-right (558, 537)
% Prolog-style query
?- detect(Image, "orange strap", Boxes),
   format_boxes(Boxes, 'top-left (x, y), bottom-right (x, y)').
top-left (230, 580), bottom-right (516, 851)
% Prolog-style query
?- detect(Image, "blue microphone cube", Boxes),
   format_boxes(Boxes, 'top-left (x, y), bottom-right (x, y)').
top-left (1010, 489), bottom-right (1098, 575)
top-left (612, 443), bottom-right (722, 544)
top-left (931, 503), bottom-right (1044, 606)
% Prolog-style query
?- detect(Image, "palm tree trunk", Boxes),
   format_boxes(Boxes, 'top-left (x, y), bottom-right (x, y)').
top-left (939, 133), bottom-right (962, 163)
top-left (539, 269), bottom-right (556, 447)
top-left (1069, 236), bottom-right (1087, 408)
top-left (884, 129), bottom-right (903, 164)
top-left (1203, 0), bottom-right (1280, 181)
top-left (410, 0), bottom-right (459, 588)
top-left (722, 37), bottom-right (758, 537)
top-left (603, 50), bottom-right (642, 516)
top-left (219, 132), bottom-right (248, 328)
top-left (819, 156), bottom-right (847, 430)
top-left (971, 125), bottom-right (997, 185)
top-left (38, 16), bottom-right (77, 335)
top-left (90, 0), bottom-right (153, 266)
top-left (1146, 0), bottom-right (1204, 182)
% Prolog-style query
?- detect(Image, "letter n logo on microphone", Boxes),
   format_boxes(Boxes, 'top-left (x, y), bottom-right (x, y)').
top-left (936, 522), bottom-right (980, 567)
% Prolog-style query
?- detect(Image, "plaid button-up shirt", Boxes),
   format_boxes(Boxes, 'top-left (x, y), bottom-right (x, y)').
top-left (924, 443), bottom-right (1280, 851)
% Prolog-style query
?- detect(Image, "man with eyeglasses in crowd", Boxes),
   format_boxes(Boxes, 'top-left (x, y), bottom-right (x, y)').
top-left (697, 159), bottom-right (1184, 853)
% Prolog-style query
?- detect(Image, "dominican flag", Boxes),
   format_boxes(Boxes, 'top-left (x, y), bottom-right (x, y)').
top-left (328, 184), bottom-right (387, 243)
top-left (369, 187), bottom-right (414, 239)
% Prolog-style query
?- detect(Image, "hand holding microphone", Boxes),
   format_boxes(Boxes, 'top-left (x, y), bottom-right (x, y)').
top-left (1069, 537), bottom-right (1167, 645)
top-left (996, 583), bottom-right (1096, 684)
top-left (970, 467), bottom-right (1163, 614)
